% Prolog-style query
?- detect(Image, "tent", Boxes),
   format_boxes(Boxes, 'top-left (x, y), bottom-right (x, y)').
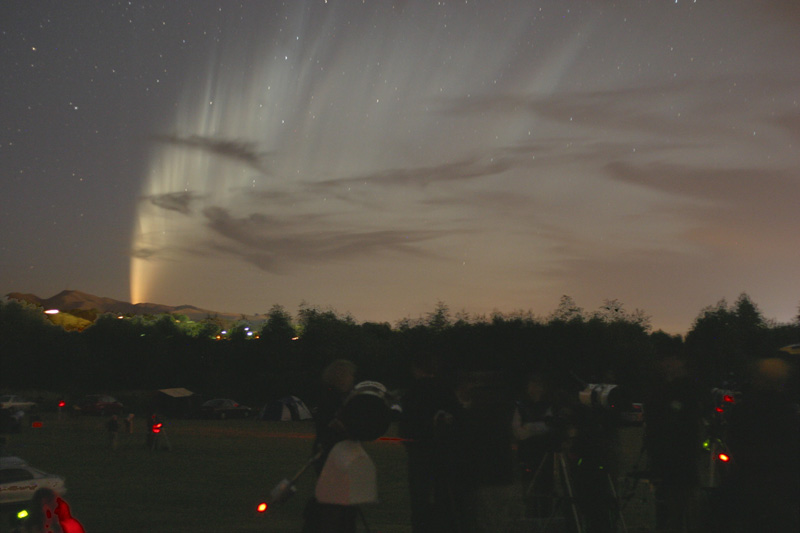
top-left (259, 396), bottom-right (313, 421)
top-left (155, 388), bottom-right (200, 418)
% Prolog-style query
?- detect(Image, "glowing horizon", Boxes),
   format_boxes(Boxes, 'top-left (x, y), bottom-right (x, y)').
top-left (120, 1), bottom-right (800, 331)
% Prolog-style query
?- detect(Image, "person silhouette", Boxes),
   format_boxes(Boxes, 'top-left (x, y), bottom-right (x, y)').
top-left (15, 488), bottom-right (84, 533)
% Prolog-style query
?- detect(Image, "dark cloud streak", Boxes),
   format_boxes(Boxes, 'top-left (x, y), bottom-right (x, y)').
top-left (312, 154), bottom-right (516, 190)
top-left (151, 134), bottom-right (272, 173)
top-left (200, 206), bottom-right (444, 273)
top-left (143, 191), bottom-right (203, 215)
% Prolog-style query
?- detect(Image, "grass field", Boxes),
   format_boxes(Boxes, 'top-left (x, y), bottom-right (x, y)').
top-left (0, 414), bottom-right (412, 532)
top-left (1, 414), bottom-right (658, 532)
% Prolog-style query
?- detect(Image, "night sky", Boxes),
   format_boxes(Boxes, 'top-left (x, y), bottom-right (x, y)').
top-left (3, 1), bottom-right (799, 334)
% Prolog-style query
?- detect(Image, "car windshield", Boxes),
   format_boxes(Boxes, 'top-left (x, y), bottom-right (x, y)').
top-left (0, 468), bottom-right (34, 483)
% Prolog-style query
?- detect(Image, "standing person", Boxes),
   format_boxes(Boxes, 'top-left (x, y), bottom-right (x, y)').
top-left (14, 488), bottom-right (62, 533)
top-left (303, 359), bottom-right (358, 533)
top-left (106, 414), bottom-right (120, 450)
top-left (466, 372), bottom-right (518, 533)
top-left (399, 352), bottom-right (468, 532)
top-left (311, 359), bottom-right (358, 473)
top-left (311, 381), bottom-right (394, 533)
top-left (146, 412), bottom-right (170, 451)
top-left (124, 413), bottom-right (134, 434)
top-left (644, 357), bottom-right (703, 533)
top-left (512, 372), bottom-right (556, 518)
top-left (722, 358), bottom-right (799, 533)
top-left (14, 487), bottom-right (85, 533)
top-left (564, 397), bottom-right (622, 533)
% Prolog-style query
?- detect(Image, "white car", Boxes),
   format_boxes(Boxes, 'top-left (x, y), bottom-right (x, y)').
top-left (0, 395), bottom-right (37, 412)
top-left (0, 457), bottom-right (66, 505)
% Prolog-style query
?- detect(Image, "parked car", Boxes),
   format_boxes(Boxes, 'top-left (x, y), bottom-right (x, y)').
top-left (199, 399), bottom-right (253, 419)
top-left (0, 409), bottom-right (24, 434)
top-left (0, 456), bottom-right (66, 505)
top-left (0, 395), bottom-right (37, 412)
top-left (75, 395), bottom-right (123, 416)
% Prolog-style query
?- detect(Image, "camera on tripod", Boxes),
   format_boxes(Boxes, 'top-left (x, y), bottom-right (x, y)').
top-left (577, 383), bottom-right (630, 414)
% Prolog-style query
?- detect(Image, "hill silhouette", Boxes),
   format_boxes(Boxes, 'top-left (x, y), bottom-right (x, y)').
top-left (6, 289), bottom-right (247, 322)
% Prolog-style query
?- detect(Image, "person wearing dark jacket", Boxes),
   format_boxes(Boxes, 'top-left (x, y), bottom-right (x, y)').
top-left (303, 359), bottom-right (358, 533)
top-left (644, 357), bottom-right (703, 533)
top-left (722, 358), bottom-right (800, 533)
top-left (399, 353), bottom-right (469, 532)
top-left (512, 373), bottom-right (557, 518)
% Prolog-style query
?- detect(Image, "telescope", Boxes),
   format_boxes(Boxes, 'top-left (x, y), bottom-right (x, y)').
top-left (577, 383), bottom-right (629, 411)
top-left (258, 453), bottom-right (320, 512)
top-left (258, 381), bottom-right (394, 514)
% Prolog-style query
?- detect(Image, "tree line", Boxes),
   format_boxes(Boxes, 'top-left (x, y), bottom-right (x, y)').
top-left (1, 294), bottom-right (797, 409)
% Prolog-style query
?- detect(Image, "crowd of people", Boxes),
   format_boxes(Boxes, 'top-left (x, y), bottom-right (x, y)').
top-left (300, 352), bottom-right (798, 533)
top-left (6, 350), bottom-right (797, 532)
top-left (301, 354), bottom-right (631, 533)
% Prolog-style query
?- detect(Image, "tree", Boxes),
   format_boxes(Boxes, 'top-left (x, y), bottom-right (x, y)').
top-left (259, 305), bottom-right (296, 343)
top-left (425, 301), bottom-right (451, 331)
top-left (685, 293), bottom-right (772, 386)
top-left (731, 293), bottom-right (769, 359)
top-left (592, 299), bottom-right (652, 331)
top-left (548, 295), bottom-right (585, 323)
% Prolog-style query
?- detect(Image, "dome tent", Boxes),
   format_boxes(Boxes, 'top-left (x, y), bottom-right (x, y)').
top-left (259, 396), bottom-right (313, 421)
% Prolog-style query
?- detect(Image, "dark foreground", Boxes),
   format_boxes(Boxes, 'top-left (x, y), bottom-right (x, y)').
top-left (1, 414), bottom-right (689, 532)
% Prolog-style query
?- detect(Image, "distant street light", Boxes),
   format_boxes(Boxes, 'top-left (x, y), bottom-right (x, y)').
top-left (44, 309), bottom-right (60, 315)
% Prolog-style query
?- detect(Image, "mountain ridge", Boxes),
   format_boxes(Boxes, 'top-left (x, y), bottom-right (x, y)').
top-left (5, 290), bottom-right (250, 322)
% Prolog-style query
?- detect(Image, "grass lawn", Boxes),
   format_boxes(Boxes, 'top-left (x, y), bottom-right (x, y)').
top-left (1, 414), bottom-right (412, 532)
top-left (2, 413), bottom-right (660, 532)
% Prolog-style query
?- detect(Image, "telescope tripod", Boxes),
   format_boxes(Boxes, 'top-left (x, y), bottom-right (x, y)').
top-left (525, 451), bottom-right (627, 533)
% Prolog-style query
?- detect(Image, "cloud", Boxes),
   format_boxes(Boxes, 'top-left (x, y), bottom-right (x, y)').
top-left (604, 160), bottom-right (800, 259)
top-left (150, 134), bottom-right (272, 173)
top-left (312, 154), bottom-right (516, 190)
top-left (604, 160), bottom-right (797, 207)
top-left (143, 191), bottom-right (203, 215)
top-left (771, 109), bottom-right (800, 141)
top-left (437, 74), bottom-right (799, 145)
top-left (130, 247), bottom-right (159, 260)
top-left (200, 206), bottom-right (444, 273)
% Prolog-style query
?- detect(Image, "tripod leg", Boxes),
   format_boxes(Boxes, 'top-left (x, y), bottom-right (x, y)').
top-left (557, 453), bottom-right (583, 533)
top-left (357, 506), bottom-right (372, 533)
top-left (606, 473), bottom-right (627, 533)
top-left (526, 453), bottom-right (549, 497)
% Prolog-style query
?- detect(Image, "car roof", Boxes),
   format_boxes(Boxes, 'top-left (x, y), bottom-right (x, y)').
top-left (0, 456), bottom-right (29, 468)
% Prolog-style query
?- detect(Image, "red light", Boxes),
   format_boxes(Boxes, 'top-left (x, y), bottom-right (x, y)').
top-left (58, 401), bottom-right (66, 408)
top-left (152, 423), bottom-right (162, 434)
top-left (257, 502), bottom-right (268, 513)
top-left (715, 407), bottom-right (724, 413)
top-left (723, 394), bottom-right (734, 403)
top-left (32, 421), bottom-right (43, 428)
top-left (717, 453), bottom-right (730, 463)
